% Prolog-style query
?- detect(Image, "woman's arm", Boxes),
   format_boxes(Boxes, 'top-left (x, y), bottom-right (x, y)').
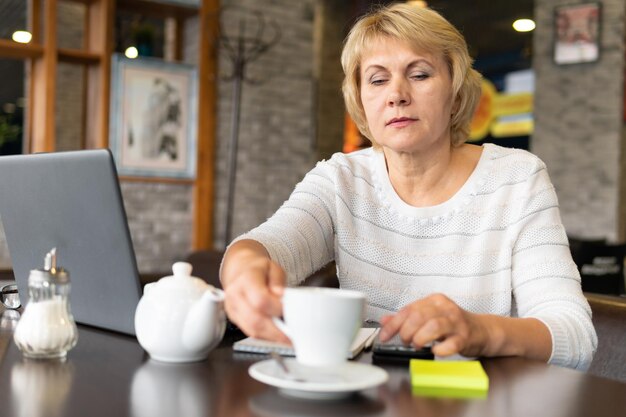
top-left (476, 315), bottom-right (552, 361)
top-left (219, 157), bottom-right (344, 341)
top-left (508, 162), bottom-right (596, 369)
top-left (220, 239), bottom-right (290, 343)
top-left (379, 294), bottom-right (552, 361)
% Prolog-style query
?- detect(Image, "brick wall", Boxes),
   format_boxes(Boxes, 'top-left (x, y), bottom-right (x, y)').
top-left (55, 62), bottom-right (85, 151)
top-left (211, 0), bottom-right (318, 247)
top-left (55, 0), bottom-right (85, 151)
top-left (120, 182), bottom-right (193, 273)
top-left (532, 0), bottom-right (626, 241)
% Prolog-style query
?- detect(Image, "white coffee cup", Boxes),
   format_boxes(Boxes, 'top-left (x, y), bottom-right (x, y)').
top-left (272, 287), bottom-right (366, 367)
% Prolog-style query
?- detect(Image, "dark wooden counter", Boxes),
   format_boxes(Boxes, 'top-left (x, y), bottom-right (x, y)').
top-left (585, 292), bottom-right (626, 382)
top-left (2, 304), bottom-right (626, 417)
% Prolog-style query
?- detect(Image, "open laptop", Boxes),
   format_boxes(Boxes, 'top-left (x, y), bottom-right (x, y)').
top-left (0, 149), bottom-right (142, 335)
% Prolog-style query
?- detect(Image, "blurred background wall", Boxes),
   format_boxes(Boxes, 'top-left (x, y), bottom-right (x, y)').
top-left (533, 0), bottom-right (626, 242)
top-left (0, 0), bottom-right (625, 275)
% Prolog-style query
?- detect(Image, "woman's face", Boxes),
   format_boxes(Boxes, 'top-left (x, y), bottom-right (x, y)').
top-left (360, 37), bottom-right (455, 155)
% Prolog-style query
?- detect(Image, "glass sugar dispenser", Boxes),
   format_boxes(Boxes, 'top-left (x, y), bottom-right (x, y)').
top-left (14, 248), bottom-right (78, 359)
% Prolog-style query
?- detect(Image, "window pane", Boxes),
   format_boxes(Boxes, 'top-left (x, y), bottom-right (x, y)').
top-left (115, 12), bottom-right (166, 59)
top-left (0, 59), bottom-right (26, 155)
top-left (0, 0), bottom-right (28, 42)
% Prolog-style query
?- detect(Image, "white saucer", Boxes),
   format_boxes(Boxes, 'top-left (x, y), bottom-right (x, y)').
top-left (248, 359), bottom-right (388, 400)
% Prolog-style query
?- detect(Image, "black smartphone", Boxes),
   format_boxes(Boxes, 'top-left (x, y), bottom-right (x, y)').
top-left (371, 334), bottom-right (434, 365)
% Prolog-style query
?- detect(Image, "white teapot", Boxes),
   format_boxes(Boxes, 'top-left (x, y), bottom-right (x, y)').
top-left (134, 262), bottom-right (226, 363)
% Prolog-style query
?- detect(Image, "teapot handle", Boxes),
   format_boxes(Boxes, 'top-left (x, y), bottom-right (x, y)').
top-left (181, 288), bottom-right (226, 351)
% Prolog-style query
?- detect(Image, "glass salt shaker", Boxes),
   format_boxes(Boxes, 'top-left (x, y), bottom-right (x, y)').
top-left (14, 248), bottom-right (78, 359)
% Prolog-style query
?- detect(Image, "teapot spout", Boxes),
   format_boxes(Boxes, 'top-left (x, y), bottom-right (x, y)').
top-left (181, 288), bottom-right (226, 353)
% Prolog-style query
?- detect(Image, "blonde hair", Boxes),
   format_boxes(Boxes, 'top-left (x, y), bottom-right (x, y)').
top-left (341, 3), bottom-right (482, 147)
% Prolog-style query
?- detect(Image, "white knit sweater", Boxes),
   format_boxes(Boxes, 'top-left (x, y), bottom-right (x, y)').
top-left (235, 144), bottom-right (597, 370)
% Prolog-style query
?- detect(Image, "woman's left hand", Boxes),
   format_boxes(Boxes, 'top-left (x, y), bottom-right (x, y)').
top-left (378, 293), bottom-right (489, 358)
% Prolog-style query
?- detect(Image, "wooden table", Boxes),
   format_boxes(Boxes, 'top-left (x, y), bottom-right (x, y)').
top-left (1, 305), bottom-right (625, 417)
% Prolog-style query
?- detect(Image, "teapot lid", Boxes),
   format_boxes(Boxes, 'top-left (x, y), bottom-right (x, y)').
top-left (172, 262), bottom-right (193, 278)
top-left (154, 262), bottom-right (209, 293)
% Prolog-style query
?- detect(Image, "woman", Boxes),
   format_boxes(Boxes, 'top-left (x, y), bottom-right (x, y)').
top-left (220, 3), bottom-right (597, 370)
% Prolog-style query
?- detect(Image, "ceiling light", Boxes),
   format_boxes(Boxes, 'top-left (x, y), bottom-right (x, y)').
top-left (125, 46), bottom-right (139, 59)
top-left (512, 19), bottom-right (535, 33)
top-left (12, 30), bottom-right (32, 44)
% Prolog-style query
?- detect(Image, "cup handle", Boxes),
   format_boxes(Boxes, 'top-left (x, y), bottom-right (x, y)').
top-left (272, 317), bottom-right (291, 340)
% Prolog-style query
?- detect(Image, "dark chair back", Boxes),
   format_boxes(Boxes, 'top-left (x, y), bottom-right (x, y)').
top-left (184, 249), bottom-right (225, 289)
top-left (184, 251), bottom-right (339, 290)
top-left (587, 294), bottom-right (626, 382)
top-left (569, 237), bottom-right (626, 295)
top-left (302, 261), bottom-right (339, 288)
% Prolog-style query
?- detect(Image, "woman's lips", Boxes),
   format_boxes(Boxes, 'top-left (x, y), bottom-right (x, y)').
top-left (387, 117), bottom-right (416, 127)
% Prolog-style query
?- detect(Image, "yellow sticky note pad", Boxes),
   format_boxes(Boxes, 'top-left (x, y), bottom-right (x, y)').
top-left (410, 359), bottom-right (489, 399)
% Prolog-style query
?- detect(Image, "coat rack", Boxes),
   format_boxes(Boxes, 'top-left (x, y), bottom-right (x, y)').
top-left (219, 7), bottom-right (281, 246)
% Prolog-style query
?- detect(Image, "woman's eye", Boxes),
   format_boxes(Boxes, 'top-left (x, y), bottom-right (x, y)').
top-left (410, 73), bottom-right (429, 80)
top-left (370, 78), bottom-right (387, 86)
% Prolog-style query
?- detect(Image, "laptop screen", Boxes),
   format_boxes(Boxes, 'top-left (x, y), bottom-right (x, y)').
top-left (0, 149), bottom-right (142, 335)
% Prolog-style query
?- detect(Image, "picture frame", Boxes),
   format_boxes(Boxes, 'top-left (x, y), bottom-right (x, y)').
top-left (553, 2), bottom-right (601, 65)
top-left (147, 0), bottom-right (199, 7)
top-left (143, 0), bottom-right (197, 9)
top-left (109, 54), bottom-right (197, 179)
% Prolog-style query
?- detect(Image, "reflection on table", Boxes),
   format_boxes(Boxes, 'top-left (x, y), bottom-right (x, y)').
top-left (1, 304), bottom-right (626, 417)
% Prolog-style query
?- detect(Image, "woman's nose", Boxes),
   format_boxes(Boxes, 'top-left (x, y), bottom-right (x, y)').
top-left (387, 81), bottom-right (411, 106)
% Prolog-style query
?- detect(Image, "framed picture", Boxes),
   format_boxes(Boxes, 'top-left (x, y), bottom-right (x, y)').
top-left (109, 54), bottom-right (197, 179)
top-left (554, 2), bottom-right (601, 65)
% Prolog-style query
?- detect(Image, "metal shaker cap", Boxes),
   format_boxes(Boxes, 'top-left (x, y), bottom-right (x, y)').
top-left (29, 248), bottom-right (70, 284)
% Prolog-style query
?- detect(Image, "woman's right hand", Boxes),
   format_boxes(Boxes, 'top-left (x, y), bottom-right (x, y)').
top-left (220, 240), bottom-right (290, 344)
